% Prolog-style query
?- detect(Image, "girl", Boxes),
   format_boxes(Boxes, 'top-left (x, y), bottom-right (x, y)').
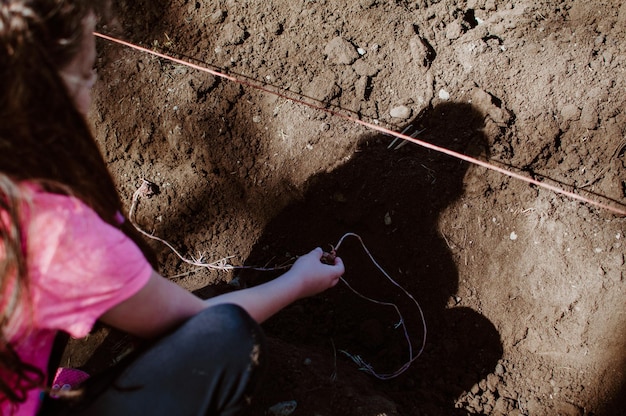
top-left (0, 1), bottom-right (345, 415)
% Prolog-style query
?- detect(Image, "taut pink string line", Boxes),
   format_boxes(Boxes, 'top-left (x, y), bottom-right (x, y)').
top-left (94, 32), bottom-right (626, 217)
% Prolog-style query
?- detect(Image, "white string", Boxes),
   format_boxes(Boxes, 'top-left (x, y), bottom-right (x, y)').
top-left (333, 232), bottom-right (427, 379)
top-left (129, 181), bottom-right (236, 271)
top-left (128, 180), bottom-right (290, 272)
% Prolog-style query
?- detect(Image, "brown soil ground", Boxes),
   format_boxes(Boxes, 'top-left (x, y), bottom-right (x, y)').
top-left (66, 0), bottom-right (626, 415)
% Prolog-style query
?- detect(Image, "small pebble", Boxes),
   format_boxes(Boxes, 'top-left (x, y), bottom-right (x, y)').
top-left (495, 363), bottom-right (505, 375)
top-left (445, 20), bottom-right (464, 40)
top-left (438, 89), bottom-right (450, 100)
top-left (324, 37), bottom-right (359, 65)
top-left (509, 232), bottom-right (518, 241)
top-left (389, 105), bottom-right (411, 119)
top-left (560, 104), bottom-right (580, 121)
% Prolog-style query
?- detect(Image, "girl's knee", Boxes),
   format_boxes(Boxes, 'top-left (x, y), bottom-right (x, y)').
top-left (201, 304), bottom-right (262, 339)
top-left (188, 304), bottom-right (266, 364)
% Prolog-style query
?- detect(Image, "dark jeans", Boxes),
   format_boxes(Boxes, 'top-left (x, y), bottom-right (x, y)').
top-left (41, 304), bottom-right (266, 416)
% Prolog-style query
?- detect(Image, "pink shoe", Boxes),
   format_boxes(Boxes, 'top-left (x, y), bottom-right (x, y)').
top-left (50, 368), bottom-right (90, 398)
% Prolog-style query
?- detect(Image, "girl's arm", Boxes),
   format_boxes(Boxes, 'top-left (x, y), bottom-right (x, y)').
top-left (99, 247), bottom-right (344, 338)
top-left (203, 247), bottom-right (343, 321)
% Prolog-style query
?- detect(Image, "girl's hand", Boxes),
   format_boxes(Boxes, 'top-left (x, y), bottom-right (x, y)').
top-left (288, 247), bottom-right (345, 299)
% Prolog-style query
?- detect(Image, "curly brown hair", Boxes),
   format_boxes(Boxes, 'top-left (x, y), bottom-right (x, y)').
top-left (0, 0), bottom-right (156, 406)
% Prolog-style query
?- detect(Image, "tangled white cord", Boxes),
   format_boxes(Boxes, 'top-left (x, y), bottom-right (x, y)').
top-left (333, 233), bottom-right (427, 380)
top-left (130, 181), bottom-right (427, 379)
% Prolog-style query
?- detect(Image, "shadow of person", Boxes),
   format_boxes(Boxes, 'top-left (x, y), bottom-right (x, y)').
top-left (599, 359), bottom-right (626, 416)
top-left (241, 102), bottom-right (503, 415)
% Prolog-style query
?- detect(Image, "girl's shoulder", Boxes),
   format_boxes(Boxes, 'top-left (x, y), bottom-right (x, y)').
top-left (20, 182), bottom-right (86, 212)
top-left (19, 182), bottom-right (101, 237)
top-left (21, 182), bottom-right (152, 338)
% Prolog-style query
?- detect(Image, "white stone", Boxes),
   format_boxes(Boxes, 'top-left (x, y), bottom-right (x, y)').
top-left (389, 105), bottom-right (411, 119)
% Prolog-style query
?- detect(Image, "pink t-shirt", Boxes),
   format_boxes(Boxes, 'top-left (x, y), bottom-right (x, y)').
top-left (1, 187), bottom-right (152, 416)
